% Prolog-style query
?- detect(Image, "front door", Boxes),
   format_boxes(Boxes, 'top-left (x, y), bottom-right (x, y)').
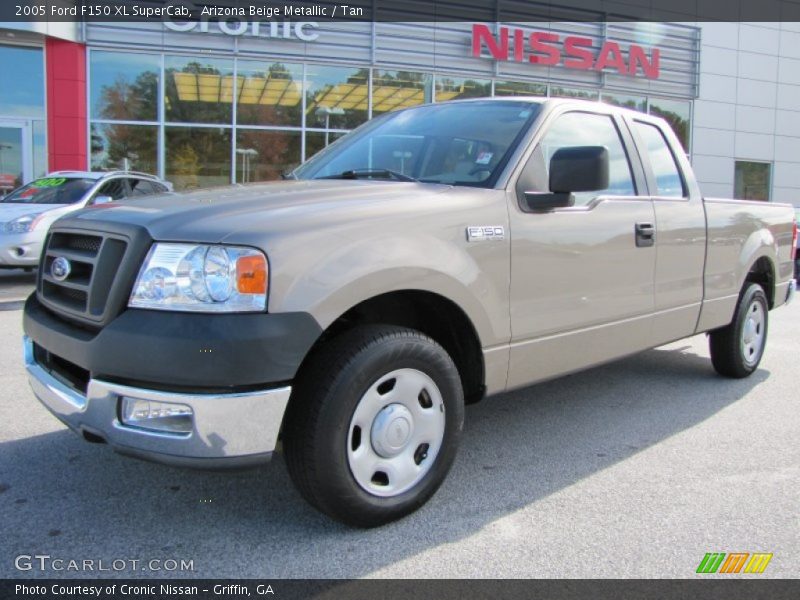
top-left (0, 120), bottom-right (32, 198)
top-left (506, 108), bottom-right (656, 390)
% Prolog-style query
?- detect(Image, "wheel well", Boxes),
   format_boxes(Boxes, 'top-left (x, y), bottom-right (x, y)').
top-left (745, 257), bottom-right (775, 308)
top-left (306, 291), bottom-right (486, 404)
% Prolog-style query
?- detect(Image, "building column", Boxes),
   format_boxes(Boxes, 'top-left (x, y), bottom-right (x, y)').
top-left (45, 37), bottom-right (87, 172)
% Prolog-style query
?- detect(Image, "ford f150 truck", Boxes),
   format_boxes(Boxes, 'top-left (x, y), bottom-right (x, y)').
top-left (23, 99), bottom-right (797, 527)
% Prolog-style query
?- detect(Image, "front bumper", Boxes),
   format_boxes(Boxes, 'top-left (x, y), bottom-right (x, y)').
top-left (23, 294), bottom-right (321, 389)
top-left (0, 231), bottom-right (44, 266)
top-left (24, 336), bottom-right (292, 468)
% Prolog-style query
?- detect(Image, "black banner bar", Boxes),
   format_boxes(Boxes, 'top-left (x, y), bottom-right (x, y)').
top-left (2, 579), bottom-right (800, 600)
top-left (3, 0), bottom-right (800, 23)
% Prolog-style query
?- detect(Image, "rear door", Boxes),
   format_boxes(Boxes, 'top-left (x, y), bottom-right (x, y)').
top-left (627, 117), bottom-right (706, 344)
top-left (506, 107), bottom-right (656, 389)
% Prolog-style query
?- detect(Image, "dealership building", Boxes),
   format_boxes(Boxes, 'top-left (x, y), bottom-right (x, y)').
top-left (1, 10), bottom-right (800, 205)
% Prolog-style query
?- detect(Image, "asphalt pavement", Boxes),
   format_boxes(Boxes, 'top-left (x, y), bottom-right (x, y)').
top-left (0, 268), bottom-right (35, 309)
top-left (1, 292), bottom-right (798, 579)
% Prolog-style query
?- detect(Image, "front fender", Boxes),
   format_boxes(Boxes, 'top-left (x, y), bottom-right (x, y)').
top-left (269, 231), bottom-right (509, 348)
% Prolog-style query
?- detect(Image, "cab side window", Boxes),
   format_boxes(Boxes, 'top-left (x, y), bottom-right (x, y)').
top-left (518, 112), bottom-right (636, 207)
top-left (93, 178), bottom-right (127, 202)
top-left (634, 121), bottom-right (686, 198)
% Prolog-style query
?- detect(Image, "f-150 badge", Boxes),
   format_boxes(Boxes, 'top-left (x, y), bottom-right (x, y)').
top-left (467, 226), bottom-right (505, 242)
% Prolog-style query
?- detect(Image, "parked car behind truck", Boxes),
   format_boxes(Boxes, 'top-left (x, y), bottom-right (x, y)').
top-left (0, 171), bottom-right (170, 269)
top-left (22, 99), bottom-right (797, 527)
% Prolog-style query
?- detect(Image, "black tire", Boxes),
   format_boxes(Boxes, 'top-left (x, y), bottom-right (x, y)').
top-left (282, 325), bottom-right (464, 527)
top-left (709, 283), bottom-right (769, 378)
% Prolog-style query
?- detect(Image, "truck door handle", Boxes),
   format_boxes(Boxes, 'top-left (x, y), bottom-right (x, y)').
top-left (635, 222), bottom-right (655, 247)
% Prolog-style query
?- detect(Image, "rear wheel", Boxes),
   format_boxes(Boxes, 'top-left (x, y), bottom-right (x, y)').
top-left (283, 325), bottom-right (464, 527)
top-left (709, 283), bottom-right (768, 378)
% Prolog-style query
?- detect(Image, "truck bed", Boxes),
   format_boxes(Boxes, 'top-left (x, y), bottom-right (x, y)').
top-left (698, 197), bottom-right (796, 332)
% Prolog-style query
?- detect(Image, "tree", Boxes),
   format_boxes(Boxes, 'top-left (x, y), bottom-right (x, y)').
top-left (170, 144), bottom-right (200, 190)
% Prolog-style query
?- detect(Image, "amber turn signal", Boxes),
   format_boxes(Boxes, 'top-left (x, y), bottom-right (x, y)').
top-left (236, 254), bottom-right (268, 294)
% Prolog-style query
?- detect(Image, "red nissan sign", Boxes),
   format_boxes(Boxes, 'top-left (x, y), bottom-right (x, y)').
top-left (471, 24), bottom-right (660, 79)
top-left (0, 174), bottom-right (17, 188)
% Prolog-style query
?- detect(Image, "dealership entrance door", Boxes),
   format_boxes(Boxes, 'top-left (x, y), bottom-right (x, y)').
top-left (0, 120), bottom-right (32, 198)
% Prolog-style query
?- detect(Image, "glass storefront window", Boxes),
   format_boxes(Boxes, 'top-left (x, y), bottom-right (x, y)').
top-left (83, 51), bottom-right (697, 193)
top-left (32, 120), bottom-right (47, 179)
top-left (306, 65), bottom-right (369, 129)
top-left (0, 126), bottom-right (24, 195)
top-left (372, 70), bottom-right (432, 116)
top-left (237, 61), bottom-right (303, 127)
top-left (494, 80), bottom-right (546, 97)
top-left (435, 76), bottom-right (491, 101)
top-left (648, 98), bottom-right (691, 153)
top-left (165, 56), bottom-right (234, 124)
top-left (236, 130), bottom-right (301, 183)
top-left (601, 92), bottom-right (646, 113)
top-left (734, 161), bottom-right (771, 201)
top-left (0, 45), bottom-right (44, 119)
top-left (165, 127), bottom-right (231, 190)
top-left (90, 123), bottom-right (158, 173)
top-left (549, 86), bottom-right (600, 100)
top-left (90, 51), bottom-right (160, 121)
top-left (305, 131), bottom-right (348, 160)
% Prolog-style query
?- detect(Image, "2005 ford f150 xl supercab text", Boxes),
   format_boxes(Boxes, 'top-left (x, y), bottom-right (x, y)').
top-left (23, 99), bottom-right (797, 527)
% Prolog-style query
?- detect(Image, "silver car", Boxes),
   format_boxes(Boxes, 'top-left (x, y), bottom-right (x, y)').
top-left (0, 170), bottom-right (170, 269)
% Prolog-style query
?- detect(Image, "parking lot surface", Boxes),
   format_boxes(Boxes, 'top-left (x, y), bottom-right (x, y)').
top-left (1, 293), bottom-right (798, 579)
top-left (0, 269), bottom-right (34, 309)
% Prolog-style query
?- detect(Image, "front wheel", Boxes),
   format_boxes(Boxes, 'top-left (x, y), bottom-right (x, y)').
top-left (709, 283), bottom-right (769, 378)
top-left (283, 325), bottom-right (464, 527)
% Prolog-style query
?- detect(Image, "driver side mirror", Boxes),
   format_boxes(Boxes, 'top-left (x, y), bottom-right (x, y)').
top-left (93, 195), bottom-right (114, 205)
top-left (523, 146), bottom-right (610, 211)
top-left (549, 146), bottom-right (609, 193)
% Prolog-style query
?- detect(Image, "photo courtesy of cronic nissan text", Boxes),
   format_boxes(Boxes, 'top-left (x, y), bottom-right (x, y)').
top-left (0, 1), bottom-right (798, 599)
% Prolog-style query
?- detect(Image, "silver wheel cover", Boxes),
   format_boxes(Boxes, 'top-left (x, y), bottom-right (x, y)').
top-left (347, 368), bottom-right (446, 497)
top-left (741, 299), bottom-right (766, 367)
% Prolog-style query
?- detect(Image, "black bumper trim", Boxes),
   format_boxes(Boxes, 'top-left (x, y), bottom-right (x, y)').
top-left (23, 294), bottom-right (322, 389)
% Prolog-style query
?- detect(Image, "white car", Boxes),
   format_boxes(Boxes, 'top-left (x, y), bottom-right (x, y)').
top-left (0, 171), bottom-right (170, 269)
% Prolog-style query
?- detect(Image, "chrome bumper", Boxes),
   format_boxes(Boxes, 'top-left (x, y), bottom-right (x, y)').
top-left (24, 336), bottom-right (292, 468)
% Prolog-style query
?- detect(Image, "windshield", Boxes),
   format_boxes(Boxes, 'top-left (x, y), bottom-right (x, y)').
top-left (294, 101), bottom-right (541, 187)
top-left (0, 177), bottom-right (95, 205)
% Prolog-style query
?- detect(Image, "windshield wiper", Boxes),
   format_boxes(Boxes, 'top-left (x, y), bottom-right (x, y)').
top-left (319, 169), bottom-right (418, 183)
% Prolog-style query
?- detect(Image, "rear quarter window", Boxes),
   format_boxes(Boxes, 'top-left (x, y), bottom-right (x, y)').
top-left (634, 121), bottom-right (686, 198)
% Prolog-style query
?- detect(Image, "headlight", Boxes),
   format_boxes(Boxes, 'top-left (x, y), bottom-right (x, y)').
top-left (4, 214), bottom-right (42, 233)
top-left (129, 243), bottom-right (268, 313)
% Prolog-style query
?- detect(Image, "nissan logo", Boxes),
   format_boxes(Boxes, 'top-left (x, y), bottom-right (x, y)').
top-left (50, 257), bottom-right (71, 282)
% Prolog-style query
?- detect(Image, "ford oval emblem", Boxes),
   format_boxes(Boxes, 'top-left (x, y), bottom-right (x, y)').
top-left (51, 257), bottom-right (71, 282)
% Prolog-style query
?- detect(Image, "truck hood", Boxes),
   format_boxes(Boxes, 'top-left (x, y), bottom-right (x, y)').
top-left (65, 179), bottom-right (453, 242)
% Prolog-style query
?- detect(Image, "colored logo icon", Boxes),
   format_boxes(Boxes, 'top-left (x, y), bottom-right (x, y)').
top-left (696, 552), bottom-right (773, 574)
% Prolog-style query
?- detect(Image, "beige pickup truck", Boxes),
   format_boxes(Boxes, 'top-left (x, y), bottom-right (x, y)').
top-left (23, 98), bottom-right (797, 527)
